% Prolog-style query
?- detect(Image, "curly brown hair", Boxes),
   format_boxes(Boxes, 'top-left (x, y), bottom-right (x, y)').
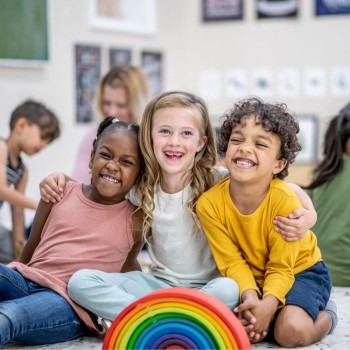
top-left (218, 97), bottom-right (301, 180)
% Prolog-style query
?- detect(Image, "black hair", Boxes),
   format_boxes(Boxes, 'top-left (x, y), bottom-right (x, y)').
top-left (93, 116), bottom-right (140, 151)
top-left (92, 116), bottom-right (144, 178)
top-left (218, 97), bottom-right (301, 180)
top-left (9, 99), bottom-right (60, 142)
top-left (305, 102), bottom-right (350, 190)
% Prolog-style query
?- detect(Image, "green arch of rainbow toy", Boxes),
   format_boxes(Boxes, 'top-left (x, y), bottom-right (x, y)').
top-left (102, 287), bottom-right (251, 349)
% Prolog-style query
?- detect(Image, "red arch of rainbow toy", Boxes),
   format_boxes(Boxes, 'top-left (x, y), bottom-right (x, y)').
top-left (102, 287), bottom-right (251, 349)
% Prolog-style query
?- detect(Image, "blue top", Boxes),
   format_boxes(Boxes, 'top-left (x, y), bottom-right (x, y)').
top-left (0, 139), bottom-right (24, 208)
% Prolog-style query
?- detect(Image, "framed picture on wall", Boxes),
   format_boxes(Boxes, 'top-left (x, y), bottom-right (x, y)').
top-left (75, 44), bottom-right (101, 123)
top-left (315, 0), bottom-right (350, 16)
top-left (202, 0), bottom-right (243, 21)
top-left (141, 51), bottom-right (163, 97)
top-left (109, 47), bottom-right (132, 67)
top-left (88, 0), bottom-right (156, 36)
top-left (256, 0), bottom-right (299, 19)
top-left (295, 115), bottom-right (319, 164)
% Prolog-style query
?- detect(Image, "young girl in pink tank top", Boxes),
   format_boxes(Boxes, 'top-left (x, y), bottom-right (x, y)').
top-left (0, 117), bottom-right (144, 346)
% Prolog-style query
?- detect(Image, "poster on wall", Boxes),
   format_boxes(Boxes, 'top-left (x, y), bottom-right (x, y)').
top-left (198, 69), bottom-right (222, 101)
top-left (109, 47), bottom-right (132, 67)
top-left (202, 0), bottom-right (243, 21)
top-left (141, 51), bottom-right (163, 97)
top-left (303, 67), bottom-right (326, 98)
top-left (251, 68), bottom-right (274, 97)
top-left (315, 0), bottom-right (350, 16)
top-left (88, 0), bottom-right (156, 35)
top-left (330, 67), bottom-right (350, 97)
top-left (75, 44), bottom-right (101, 123)
top-left (295, 116), bottom-right (319, 164)
top-left (225, 69), bottom-right (248, 99)
top-left (256, 0), bottom-right (299, 19)
top-left (277, 68), bottom-right (300, 99)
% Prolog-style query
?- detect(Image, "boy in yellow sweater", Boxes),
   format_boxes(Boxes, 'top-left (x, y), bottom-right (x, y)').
top-left (197, 97), bottom-right (337, 347)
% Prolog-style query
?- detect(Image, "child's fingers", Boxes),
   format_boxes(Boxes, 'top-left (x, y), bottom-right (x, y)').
top-left (288, 208), bottom-right (305, 219)
top-left (273, 216), bottom-right (296, 231)
top-left (39, 182), bottom-right (61, 203)
top-left (57, 174), bottom-right (67, 193)
top-left (234, 301), bottom-right (254, 313)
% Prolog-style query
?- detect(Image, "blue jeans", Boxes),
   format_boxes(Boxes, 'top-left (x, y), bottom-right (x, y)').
top-left (0, 264), bottom-right (88, 345)
top-left (68, 270), bottom-right (240, 321)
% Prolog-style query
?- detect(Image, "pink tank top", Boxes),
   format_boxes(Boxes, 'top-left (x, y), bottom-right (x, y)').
top-left (9, 181), bottom-right (135, 330)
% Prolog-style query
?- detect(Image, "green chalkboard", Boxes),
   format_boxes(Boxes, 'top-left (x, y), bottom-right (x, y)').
top-left (0, 0), bottom-right (48, 64)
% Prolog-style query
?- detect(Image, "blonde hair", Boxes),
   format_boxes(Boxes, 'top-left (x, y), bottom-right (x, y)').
top-left (94, 65), bottom-right (150, 124)
top-left (136, 91), bottom-right (217, 239)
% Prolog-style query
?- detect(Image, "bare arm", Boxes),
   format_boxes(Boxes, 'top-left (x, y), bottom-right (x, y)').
top-left (39, 172), bottom-right (74, 203)
top-left (120, 209), bottom-right (144, 273)
top-left (19, 199), bottom-right (53, 264)
top-left (0, 144), bottom-right (37, 209)
top-left (274, 183), bottom-right (317, 241)
top-left (11, 173), bottom-right (29, 260)
top-left (11, 205), bottom-right (25, 260)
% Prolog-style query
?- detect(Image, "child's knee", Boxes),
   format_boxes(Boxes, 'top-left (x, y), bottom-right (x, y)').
top-left (209, 277), bottom-right (239, 309)
top-left (68, 269), bottom-right (99, 297)
top-left (274, 313), bottom-right (309, 347)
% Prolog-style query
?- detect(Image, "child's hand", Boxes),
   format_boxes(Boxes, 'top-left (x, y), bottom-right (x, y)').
top-left (235, 297), bottom-right (277, 343)
top-left (39, 172), bottom-right (66, 203)
top-left (273, 208), bottom-right (313, 241)
top-left (235, 299), bottom-right (266, 343)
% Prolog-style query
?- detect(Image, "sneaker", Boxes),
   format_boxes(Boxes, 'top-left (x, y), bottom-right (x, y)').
top-left (96, 317), bottom-right (112, 334)
top-left (324, 299), bottom-right (338, 334)
top-left (101, 318), bottom-right (112, 332)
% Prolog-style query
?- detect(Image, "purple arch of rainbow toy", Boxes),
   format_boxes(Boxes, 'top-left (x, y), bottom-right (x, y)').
top-left (102, 287), bottom-right (251, 349)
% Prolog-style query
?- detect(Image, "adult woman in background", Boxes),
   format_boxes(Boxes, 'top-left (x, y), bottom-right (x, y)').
top-left (72, 65), bottom-right (150, 183)
top-left (305, 102), bottom-right (350, 286)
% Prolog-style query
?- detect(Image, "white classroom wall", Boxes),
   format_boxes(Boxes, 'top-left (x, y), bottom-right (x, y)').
top-left (0, 0), bottom-right (349, 203)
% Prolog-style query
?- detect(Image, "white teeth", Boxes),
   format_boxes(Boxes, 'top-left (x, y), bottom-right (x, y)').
top-left (165, 152), bottom-right (182, 157)
top-left (235, 159), bottom-right (254, 167)
top-left (102, 175), bottom-right (119, 183)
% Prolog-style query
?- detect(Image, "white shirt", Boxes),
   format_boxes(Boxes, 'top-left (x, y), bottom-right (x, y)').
top-left (128, 166), bottom-right (229, 285)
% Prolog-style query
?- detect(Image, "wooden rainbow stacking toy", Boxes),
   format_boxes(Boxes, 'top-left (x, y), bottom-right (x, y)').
top-left (102, 287), bottom-right (251, 349)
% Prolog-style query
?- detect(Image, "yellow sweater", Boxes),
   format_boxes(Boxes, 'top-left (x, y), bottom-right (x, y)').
top-left (197, 178), bottom-right (321, 306)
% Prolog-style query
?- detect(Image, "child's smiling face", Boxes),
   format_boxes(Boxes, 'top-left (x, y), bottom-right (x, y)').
top-left (89, 129), bottom-right (141, 205)
top-left (151, 106), bottom-right (207, 185)
top-left (224, 114), bottom-right (287, 185)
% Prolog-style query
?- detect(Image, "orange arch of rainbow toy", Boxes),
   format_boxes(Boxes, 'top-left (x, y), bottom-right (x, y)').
top-left (102, 287), bottom-right (251, 350)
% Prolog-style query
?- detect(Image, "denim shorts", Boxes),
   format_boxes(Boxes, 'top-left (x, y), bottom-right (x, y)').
top-left (285, 261), bottom-right (332, 320)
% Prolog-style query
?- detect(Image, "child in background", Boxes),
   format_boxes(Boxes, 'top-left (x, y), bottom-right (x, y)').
top-left (305, 102), bottom-right (350, 286)
top-left (197, 97), bottom-right (336, 347)
top-left (39, 91), bottom-right (317, 326)
top-left (73, 65), bottom-right (150, 183)
top-left (0, 117), bottom-right (144, 346)
top-left (0, 100), bottom-right (60, 263)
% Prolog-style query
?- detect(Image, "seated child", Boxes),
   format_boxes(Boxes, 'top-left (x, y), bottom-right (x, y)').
top-left (197, 97), bottom-right (337, 348)
top-left (0, 99), bottom-right (60, 263)
top-left (0, 117), bottom-right (144, 346)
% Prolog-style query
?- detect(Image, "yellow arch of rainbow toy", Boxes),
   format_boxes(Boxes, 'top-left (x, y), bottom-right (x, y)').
top-left (102, 287), bottom-right (251, 350)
